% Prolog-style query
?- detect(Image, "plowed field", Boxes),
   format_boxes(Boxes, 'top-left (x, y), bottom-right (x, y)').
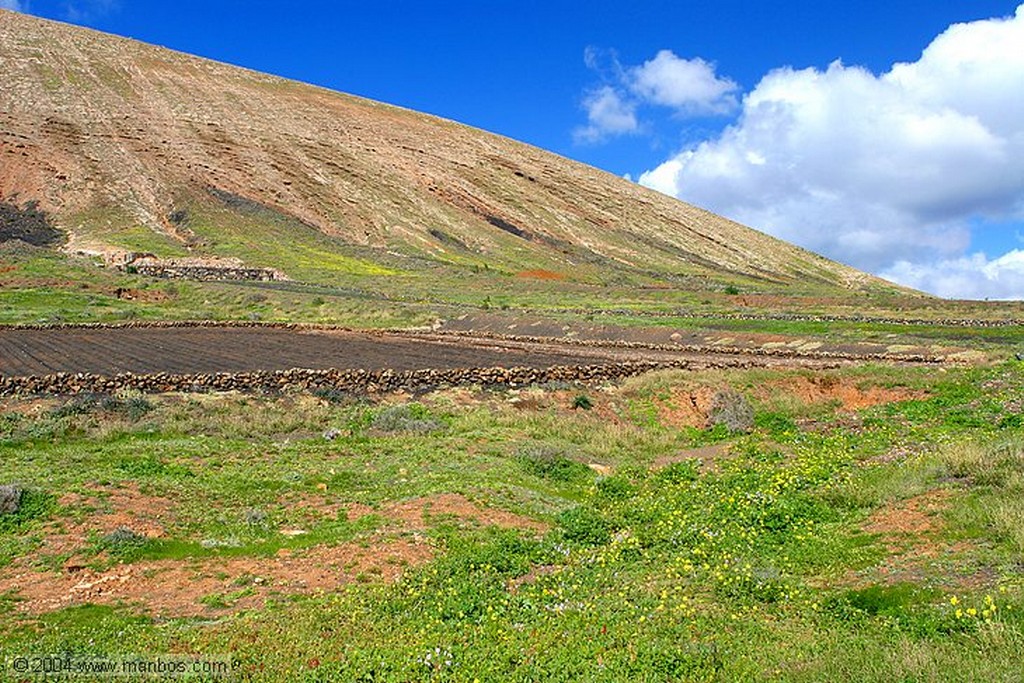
top-left (0, 326), bottom-right (625, 377)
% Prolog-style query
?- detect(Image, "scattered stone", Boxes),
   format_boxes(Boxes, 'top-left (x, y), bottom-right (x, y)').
top-left (243, 508), bottom-right (268, 528)
top-left (0, 484), bottom-right (23, 515)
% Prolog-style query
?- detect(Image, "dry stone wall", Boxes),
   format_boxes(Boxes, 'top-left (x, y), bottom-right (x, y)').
top-left (123, 264), bottom-right (279, 281)
top-left (0, 361), bottom-right (740, 397)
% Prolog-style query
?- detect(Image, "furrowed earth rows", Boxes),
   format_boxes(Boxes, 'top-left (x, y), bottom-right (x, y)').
top-left (0, 327), bottom-right (608, 378)
top-left (0, 334), bottom-right (64, 377)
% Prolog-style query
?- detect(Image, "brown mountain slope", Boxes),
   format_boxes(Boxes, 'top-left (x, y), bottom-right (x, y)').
top-left (0, 9), bottom-right (885, 292)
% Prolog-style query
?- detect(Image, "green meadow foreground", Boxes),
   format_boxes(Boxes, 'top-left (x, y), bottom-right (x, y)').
top-left (3, 362), bottom-right (1024, 681)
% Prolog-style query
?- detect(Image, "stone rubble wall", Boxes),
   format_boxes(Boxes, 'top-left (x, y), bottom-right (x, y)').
top-left (0, 360), bottom-right (759, 397)
top-left (0, 320), bottom-right (958, 396)
top-left (121, 264), bottom-right (279, 281)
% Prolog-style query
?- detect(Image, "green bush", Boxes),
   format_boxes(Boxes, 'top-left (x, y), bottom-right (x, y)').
top-left (98, 526), bottom-right (150, 560)
top-left (755, 412), bottom-right (798, 437)
top-left (0, 489), bottom-right (55, 533)
top-left (596, 475), bottom-right (634, 500)
top-left (656, 460), bottom-right (700, 484)
top-left (116, 455), bottom-right (192, 478)
top-left (572, 394), bottom-right (594, 410)
top-left (558, 506), bottom-right (611, 545)
top-left (516, 443), bottom-right (590, 482)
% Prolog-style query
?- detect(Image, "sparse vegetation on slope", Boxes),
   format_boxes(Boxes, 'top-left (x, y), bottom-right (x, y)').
top-left (2, 7), bottom-right (893, 311)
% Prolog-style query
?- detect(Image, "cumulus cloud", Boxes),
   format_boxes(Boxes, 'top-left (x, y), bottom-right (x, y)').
top-left (882, 251), bottom-right (1024, 300)
top-left (630, 50), bottom-right (738, 115)
top-left (574, 48), bottom-right (737, 143)
top-left (636, 5), bottom-right (1024, 298)
top-left (575, 86), bottom-right (639, 143)
top-left (0, 0), bottom-right (23, 11)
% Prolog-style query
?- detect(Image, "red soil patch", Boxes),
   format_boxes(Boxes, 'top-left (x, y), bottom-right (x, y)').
top-left (1, 484), bottom-right (546, 616)
top-left (505, 387), bottom-right (627, 427)
top-left (515, 269), bottom-right (567, 281)
top-left (0, 536), bottom-right (432, 617)
top-left (656, 387), bottom-right (717, 429)
top-left (382, 493), bottom-right (548, 533)
top-left (44, 483), bottom-right (178, 562)
top-left (284, 492), bottom-right (548, 534)
top-left (281, 492), bottom-right (374, 524)
top-left (862, 489), bottom-right (952, 539)
top-left (756, 375), bottom-right (925, 412)
top-left (822, 489), bottom-right (989, 589)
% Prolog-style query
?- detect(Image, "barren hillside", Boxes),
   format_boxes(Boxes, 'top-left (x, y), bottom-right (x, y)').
top-left (0, 9), bottom-right (895, 293)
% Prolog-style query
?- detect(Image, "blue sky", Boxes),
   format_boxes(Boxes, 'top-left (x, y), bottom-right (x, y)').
top-left (6, 1), bottom-right (1024, 299)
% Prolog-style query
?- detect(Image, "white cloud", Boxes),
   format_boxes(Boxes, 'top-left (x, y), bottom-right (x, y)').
top-left (882, 251), bottom-right (1024, 300)
top-left (636, 5), bottom-right (1024, 297)
top-left (0, 0), bottom-right (23, 11)
top-left (62, 0), bottom-right (118, 23)
top-left (574, 86), bottom-right (638, 143)
top-left (629, 50), bottom-right (738, 115)
top-left (575, 49), bottom-right (737, 143)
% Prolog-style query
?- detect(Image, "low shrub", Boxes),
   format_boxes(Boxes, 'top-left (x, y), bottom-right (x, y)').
top-left (558, 506), bottom-right (611, 545)
top-left (516, 443), bottom-right (590, 482)
top-left (0, 488), bottom-right (55, 533)
top-left (370, 403), bottom-right (445, 434)
top-left (572, 394), bottom-right (594, 410)
top-left (707, 389), bottom-right (754, 433)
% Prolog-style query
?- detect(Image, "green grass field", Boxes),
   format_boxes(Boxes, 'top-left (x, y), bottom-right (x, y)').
top-left (3, 362), bottom-right (1024, 680)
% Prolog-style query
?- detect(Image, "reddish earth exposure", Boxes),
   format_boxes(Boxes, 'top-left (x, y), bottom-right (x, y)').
top-left (0, 488), bottom-right (546, 617)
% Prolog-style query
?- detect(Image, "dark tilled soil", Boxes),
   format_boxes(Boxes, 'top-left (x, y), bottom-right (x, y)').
top-left (0, 327), bottom-right (625, 377)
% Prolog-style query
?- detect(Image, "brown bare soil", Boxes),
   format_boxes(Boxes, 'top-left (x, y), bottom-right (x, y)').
top-left (507, 564), bottom-right (559, 593)
top-left (0, 537), bottom-right (432, 617)
top-left (515, 269), bottom-right (567, 280)
top-left (0, 327), bottom-right (623, 377)
top-left (652, 443), bottom-right (735, 471)
top-left (656, 387), bottom-right (718, 429)
top-left (755, 375), bottom-right (926, 411)
top-left (0, 487), bottom-right (545, 616)
top-left (110, 287), bottom-right (170, 302)
top-left (863, 489), bottom-right (953, 540)
top-left (53, 483), bottom-right (176, 551)
top-left (831, 489), bottom-right (992, 589)
top-left (0, 321), bottom-right (949, 382)
top-left (439, 313), bottom-right (957, 361)
top-left (283, 492), bottom-right (548, 534)
top-left (382, 493), bottom-right (549, 532)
